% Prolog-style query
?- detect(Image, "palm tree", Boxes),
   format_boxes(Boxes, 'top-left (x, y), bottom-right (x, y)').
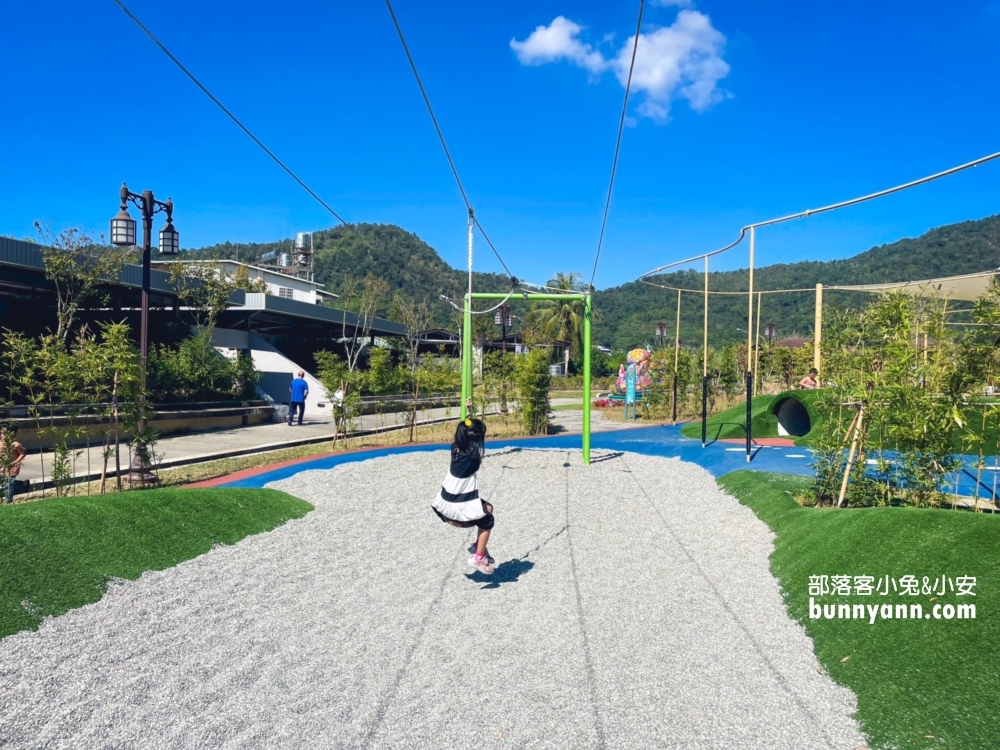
top-left (528, 272), bottom-right (587, 358)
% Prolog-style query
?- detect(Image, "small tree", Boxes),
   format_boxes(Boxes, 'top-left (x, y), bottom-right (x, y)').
top-left (96, 321), bottom-right (142, 493)
top-left (168, 262), bottom-right (266, 332)
top-left (338, 273), bottom-right (390, 374)
top-left (365, 347), bottom-right (397, 438)
top-left (315, 350), bottom-right (360, 447)
top-left (393, 291), bottom-right (433, 441)
top-left (36, 223), bottom-right (135, 348)
top-left (332, 273), bottom-right (390, 437)
top-left (514, 348), bottom-right (552, 435)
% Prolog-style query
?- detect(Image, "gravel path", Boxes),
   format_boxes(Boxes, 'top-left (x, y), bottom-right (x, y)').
top-left (0, 450), bottom-right (866, 749)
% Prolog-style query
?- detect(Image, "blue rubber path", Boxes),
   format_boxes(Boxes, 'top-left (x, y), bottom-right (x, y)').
top-left (218, 425), bottom-right (815, 488)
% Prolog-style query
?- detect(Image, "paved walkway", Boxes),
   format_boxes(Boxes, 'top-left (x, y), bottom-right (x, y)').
top-left (0, 450), bottom-right (865, 748)
top-left (16, 398), bottom-right (609, 488)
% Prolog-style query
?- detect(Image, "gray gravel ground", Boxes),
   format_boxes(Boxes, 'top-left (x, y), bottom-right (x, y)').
top-left (0, 449), bottom-right (867, 749)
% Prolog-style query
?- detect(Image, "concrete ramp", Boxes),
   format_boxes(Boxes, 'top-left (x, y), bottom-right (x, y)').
top-left (212, 328), bottom-right (332, 417)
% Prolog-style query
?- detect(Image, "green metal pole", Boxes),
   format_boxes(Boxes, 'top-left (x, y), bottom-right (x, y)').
top-left (583, 294), bottom-right (592, 465)
top-left (461, 293), bottom-right (471, 419)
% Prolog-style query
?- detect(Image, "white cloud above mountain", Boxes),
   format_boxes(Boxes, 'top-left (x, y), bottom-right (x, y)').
top-left (510, 9), bottom-right (730, 123)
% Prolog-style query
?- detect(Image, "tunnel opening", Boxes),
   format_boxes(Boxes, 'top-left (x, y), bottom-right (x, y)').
top-left (774, 397), bottom-right (812, 437)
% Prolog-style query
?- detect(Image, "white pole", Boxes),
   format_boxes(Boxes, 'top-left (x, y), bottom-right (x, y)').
top-left (467, 209), bottom-right (474, 299)
top-left (465, 209), bottom-right (474, 409)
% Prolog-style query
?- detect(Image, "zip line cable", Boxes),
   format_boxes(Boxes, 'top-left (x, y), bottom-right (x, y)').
top-left (114, 0), bottom-right (349, 226)
top-left (117, 0), bottom-right (512, 305)
top-left (589, 0), bottom-right (646, 289)
top-left (439, 290), bottom-right (517, 315)
top-left (640, 280), bottom-right (817, 296)
top-left (637, 149), bottom-right (1000, 282)
top-left (383, 0), bottom-right (516, 282)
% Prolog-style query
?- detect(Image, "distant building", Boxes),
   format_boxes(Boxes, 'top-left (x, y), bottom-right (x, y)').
top-left (776, 336), bottom-right (810, 349)
top-left (415, 328), bottom-right (461, 356)
top-left (151, 259), bottom-right (334, 306)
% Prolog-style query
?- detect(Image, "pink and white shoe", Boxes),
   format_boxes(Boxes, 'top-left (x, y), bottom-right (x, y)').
top-left (468, 554), bottom-right (495, 575)
top-left (468, 542), bottom-right (495, 565)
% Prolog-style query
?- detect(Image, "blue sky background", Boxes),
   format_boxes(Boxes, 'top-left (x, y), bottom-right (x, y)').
top-left (2, 0), bottom-right (999, 289)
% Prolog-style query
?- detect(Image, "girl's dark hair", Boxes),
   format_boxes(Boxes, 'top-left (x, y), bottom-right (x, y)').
top-left (452, 418), bottom-right (487, 460)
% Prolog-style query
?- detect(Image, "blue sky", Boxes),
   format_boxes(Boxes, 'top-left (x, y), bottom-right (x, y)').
top-left (2, 0), bottom-right (999, 289)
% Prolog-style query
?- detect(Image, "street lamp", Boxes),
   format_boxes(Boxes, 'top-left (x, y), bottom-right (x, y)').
top-left (655, 321), bottom-right (667, 349)
top-left (111, 182), bottom-right (179, 430)
top-left (764, 322), bottom-right (776, 344)
top-left (494, 303), bottom-right (512, 412)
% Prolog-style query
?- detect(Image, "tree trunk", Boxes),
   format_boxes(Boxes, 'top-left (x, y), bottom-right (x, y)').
top-left (409, 379), bottom-right (420, 444)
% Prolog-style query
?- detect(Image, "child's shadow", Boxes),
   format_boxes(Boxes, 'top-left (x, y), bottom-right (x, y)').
top-left (466, 558), bottom-right (535, 589)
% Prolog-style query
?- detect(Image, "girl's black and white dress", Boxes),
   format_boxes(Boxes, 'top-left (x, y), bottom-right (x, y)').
top-left (432, 450), bottom-right (488, 524)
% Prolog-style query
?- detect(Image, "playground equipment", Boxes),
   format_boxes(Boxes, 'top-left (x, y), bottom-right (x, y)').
top-left (614, 349), bottom-right (653, 395)
top-left (637, 148), bottom-right (1000, 463)
top-left (459, 289), bottom-right (594, 464)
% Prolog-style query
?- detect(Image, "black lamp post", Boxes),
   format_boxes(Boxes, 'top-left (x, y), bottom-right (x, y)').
top-left (764, 322), bottom-right (776, 344)
top-left (494, 303), bottom-right (512, 412)
top-left (111, 183), bottom-right (179, 430)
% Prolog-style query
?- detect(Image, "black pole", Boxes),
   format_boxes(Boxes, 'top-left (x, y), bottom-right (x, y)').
top-left (139, 190), bottom-right (153, 434)
top-left (671, 372), bottom-right (678, 423)
top-left (701, 375), bottom-right (708, 447)
top-left (745, 370), bottom-right (753, 462)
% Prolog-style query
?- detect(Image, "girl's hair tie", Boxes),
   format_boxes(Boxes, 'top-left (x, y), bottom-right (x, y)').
top-left (464, 418), bottom-right (472, 427)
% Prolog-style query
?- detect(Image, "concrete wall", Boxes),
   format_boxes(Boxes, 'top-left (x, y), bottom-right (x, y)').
top-left (212, 329), bottom-right (332, 417)
top-left (11, 404), bottom-right (274, 451)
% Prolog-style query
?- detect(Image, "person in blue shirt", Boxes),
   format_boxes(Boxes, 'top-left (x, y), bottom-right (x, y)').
top-left (288, 371), bottom-right (309, 426)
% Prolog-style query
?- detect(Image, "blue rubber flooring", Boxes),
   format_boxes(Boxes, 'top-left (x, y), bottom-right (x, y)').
top-left (218, 425), bottom-right (816, 489)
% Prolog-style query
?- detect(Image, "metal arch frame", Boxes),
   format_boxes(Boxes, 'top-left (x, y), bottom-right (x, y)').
top-left (460, 292), bottom-right (593, 465)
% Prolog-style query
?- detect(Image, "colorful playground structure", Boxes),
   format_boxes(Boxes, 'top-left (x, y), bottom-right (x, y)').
top-left (614, 348), bottom-right (653, 396)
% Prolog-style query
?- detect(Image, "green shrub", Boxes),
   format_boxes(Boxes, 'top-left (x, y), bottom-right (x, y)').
top-left (515, 349), bottom-right (552, 434)
top-left (148, 332), bottom-right (259, 403)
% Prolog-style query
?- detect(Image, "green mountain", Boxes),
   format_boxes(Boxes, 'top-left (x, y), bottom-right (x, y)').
top-left (184, 214), bottom-right (1000, 349)
top-left (598, 213), bottom-right (1000, 350)
top-left (181, 223), bottom-right (511, 327)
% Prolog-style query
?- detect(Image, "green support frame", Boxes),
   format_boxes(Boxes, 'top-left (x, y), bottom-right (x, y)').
top-left (460, 292), bottom-right (593, 465)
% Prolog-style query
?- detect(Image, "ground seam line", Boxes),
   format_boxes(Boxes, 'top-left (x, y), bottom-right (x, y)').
top-left (358, 449), bottom-right (522, 747)
top-left (564, 451), bottom-right (607, 750)
top-left (619, 453), bottom-right (840, 750)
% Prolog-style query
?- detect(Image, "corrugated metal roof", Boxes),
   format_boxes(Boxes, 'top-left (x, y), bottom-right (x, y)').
top-left (229, 293), bottom-right (405, 336)
top-left (0, 237), bottom-right (181, 295)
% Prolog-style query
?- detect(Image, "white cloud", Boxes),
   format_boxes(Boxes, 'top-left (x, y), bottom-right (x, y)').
top-left (510, 10), bottom-right (730, 123)
top-left (509, 16), bottom-right (607, 74)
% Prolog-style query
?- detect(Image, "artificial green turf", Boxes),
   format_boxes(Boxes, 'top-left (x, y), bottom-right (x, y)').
top-left (719, 471), bottom-right (1000, 750)
top-left (680, 390), bottom-right (822, 444)
top-left (0, 488), bottom-right (313, 640)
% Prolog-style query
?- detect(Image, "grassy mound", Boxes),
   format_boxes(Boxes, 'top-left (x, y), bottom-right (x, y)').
top-left (720, 471), bottom-right (999, 750)
top-left (680, 390), bottom-right (822, 443)
top-left (0, 488), bottom-right (312, 640)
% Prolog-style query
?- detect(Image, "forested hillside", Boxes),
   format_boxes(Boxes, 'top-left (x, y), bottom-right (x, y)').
top-left (181, 223), bottom-right (511, 327)
top-left (183, 214), bottom-right (1000, 349)
top-left (596, 213), bottom-right (1000, 350)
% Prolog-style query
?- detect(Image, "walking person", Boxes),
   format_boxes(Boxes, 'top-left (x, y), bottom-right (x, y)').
top-left (0, 426), bottom-right (27, 504)
top-left (288, 371), bottom-right (309, 426)
top-left (431, 418), bottom-right (496, 574)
